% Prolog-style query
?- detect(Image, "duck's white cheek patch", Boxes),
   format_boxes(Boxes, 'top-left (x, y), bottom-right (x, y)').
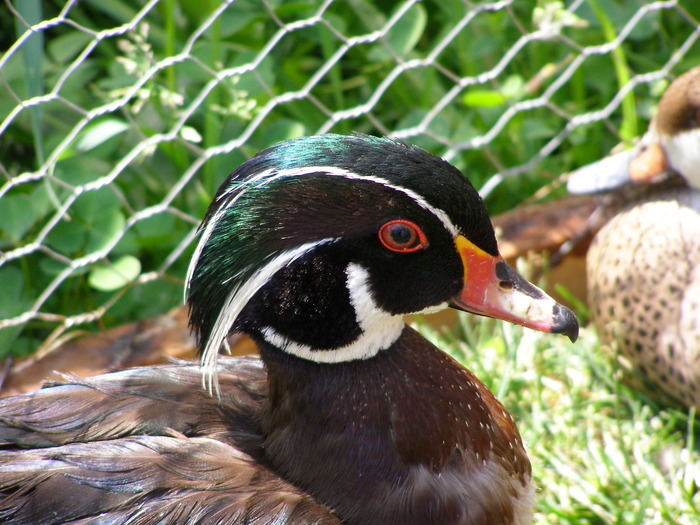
top-left (259, 264), bottom-right (404, 363)
top-left (345, 263), bottom-right (453, 344)
top-left (661, 129), bottom-right (700, 188)
top-left (345, 263), bottom-right (406, 353)
top-left (260, 263), bottom-right (451, 364)
top-left (346, 264), bottom-right (392, 325)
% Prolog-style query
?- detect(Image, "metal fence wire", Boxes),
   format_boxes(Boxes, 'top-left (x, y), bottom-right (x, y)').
top-left (1, 0), bottom-right (699, 357)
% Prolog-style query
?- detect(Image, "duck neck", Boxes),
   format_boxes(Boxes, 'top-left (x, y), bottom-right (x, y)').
top-left (256, 326), bottom-right (532, 525)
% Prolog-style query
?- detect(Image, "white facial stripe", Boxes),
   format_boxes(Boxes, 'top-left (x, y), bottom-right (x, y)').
top-left (260, 263), bottom-right (405, 363)
top-left (241, 165), bottom-right (458, 234)
top-left (200, 239), bottom-right (335, 395)
top-left (306, 166), bottom-right (459, 237)
top-left (185, 164), bottom-right (459, 295)
top-left (185, 207), bottom-right (225, 297)
top-left (346, 263), bottom-right (405, 345)
top-left (414, 302), bottom-right (449, 315)
top-left (185, 166), bottom-right (282, 301)
top-left (259, 320), bottom-right (404, 363)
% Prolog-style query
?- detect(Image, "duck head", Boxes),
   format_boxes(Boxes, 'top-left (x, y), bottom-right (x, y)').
top-left (186, 134), bottom-right (578, 389)
top-left (650, 65), bottom-right (700, 188)
top-left (568, 66), bottom-right (700, 194)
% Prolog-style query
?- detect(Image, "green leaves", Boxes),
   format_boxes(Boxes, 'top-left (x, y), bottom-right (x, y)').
top-left (463, 76), bottom-right (526, 109)
top-left (75, 119), bottom-right (130, 153)
top-left (45, 186), bottom-right (125, 256)
top-left (369, 3), bottom-right (427, 62)
top-left (0, 267), bottom-right (33, 358)
top-left (88, 255), bottom-right (141, 291)
top-left (0, 194), bottom-right (41, 242)
top-left (463, 90), bottom-right (506, 108)
top-left (0, 184), bottom-right (51, 242)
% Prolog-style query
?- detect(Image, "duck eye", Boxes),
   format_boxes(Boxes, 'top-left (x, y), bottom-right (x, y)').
top-left (378, 220), bottom-right (428, 253)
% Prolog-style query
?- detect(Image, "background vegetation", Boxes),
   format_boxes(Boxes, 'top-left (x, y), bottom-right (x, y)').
top-left (2, 0), bottom-right (698, 356)
top-left (1, 1), bottom-right (699, 522)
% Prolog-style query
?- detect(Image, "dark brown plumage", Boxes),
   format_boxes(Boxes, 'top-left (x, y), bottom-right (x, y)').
top-left (0, 335), bottom-right (531, 524)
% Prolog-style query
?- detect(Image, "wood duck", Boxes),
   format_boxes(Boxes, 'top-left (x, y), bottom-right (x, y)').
top-left (0, 134), bottom-right (578, 525)
top-left (567, 67), bottom-right (700, 408)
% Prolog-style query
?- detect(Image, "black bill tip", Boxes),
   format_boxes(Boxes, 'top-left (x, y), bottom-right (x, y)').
top-left (551, 303), bottom-right (579, 343)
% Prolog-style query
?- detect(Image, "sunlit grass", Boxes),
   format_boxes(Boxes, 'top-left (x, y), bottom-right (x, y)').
top-left (412, 315), bottom-right (700, 525)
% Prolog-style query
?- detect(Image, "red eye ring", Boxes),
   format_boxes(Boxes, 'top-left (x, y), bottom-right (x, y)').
top-left (378, 220), bottom-right (428, 253)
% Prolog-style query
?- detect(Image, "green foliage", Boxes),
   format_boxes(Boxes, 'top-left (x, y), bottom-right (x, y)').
top-left (88, 255), bottom-right (141, 291)
top-left (1, 0), bottom-right (699, 356)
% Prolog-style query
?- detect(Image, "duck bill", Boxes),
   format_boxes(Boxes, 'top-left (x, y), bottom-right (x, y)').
top-left (450, 236), bottom-right (579, 342)
top-left (628, 141), bottom-right (667, 183)
top-left (566, 137), bottom-right (669, 195)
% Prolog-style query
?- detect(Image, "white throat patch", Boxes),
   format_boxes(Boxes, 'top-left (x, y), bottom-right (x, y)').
top-left (660, 128), bottom-right (700, 189)
top-left (260, 263), bottom-right (405, 363)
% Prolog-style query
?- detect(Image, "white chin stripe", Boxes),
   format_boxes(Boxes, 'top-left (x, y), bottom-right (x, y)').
top-left (259, 264), bottom-right (450, 363)
top-left (260, 264), bottom-right (405, 363)
top-left (259, 322), bottom-right (404, 363)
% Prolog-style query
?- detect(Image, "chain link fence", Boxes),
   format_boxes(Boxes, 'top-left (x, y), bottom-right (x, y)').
top-left (1, 0), bottom-right (698, 357)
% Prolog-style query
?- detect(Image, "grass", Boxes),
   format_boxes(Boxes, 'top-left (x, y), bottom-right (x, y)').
top-left (411, 314), bottom-right (700, 524)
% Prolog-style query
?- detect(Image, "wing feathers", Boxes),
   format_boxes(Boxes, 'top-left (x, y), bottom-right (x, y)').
top-left (0, 357), bottom-right (340, 524)
top-left (0, 357), bottom-right (264, 447)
